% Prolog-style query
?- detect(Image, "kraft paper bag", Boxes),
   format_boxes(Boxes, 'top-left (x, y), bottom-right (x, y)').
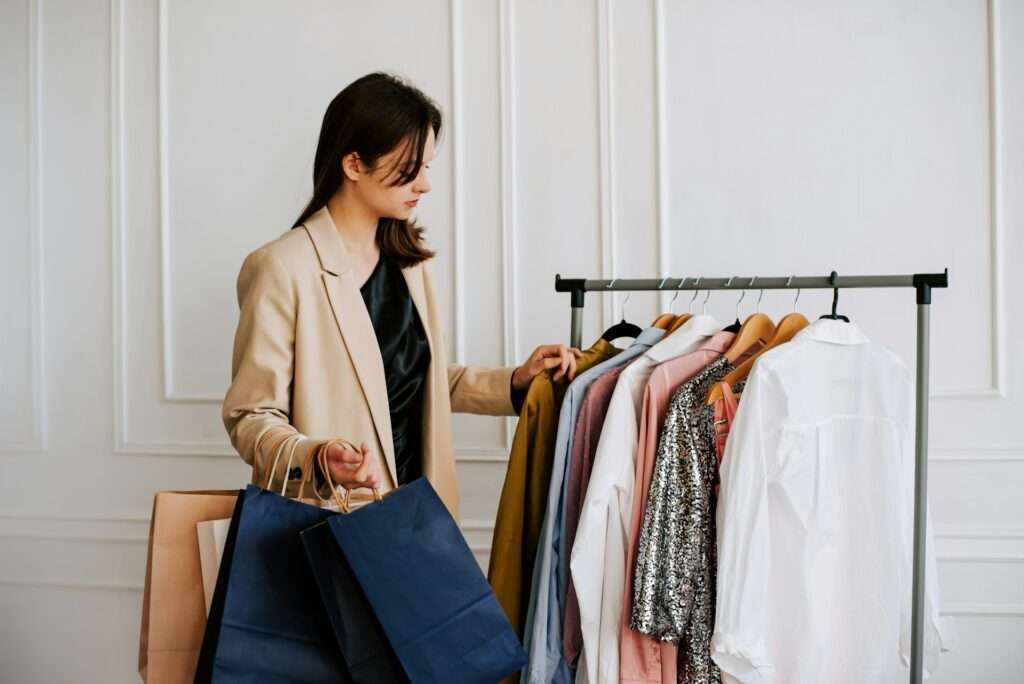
top-left (138, 490), bottom-right (239, 683)
top-left (196, 518), bottom-right (232, 615)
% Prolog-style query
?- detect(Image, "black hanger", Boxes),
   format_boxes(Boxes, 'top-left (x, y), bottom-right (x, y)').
top-left (601, 319), bottom-right (643, 342)
top-left (600, 284), bottom-right (643, 342)
top-left (722, 277), bottom-right (743, 332)
top-left (819, 270), bottom-right (850, 322)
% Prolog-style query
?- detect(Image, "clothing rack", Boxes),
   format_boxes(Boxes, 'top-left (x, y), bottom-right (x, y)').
top-left (555, 270), bottom-right (949, 684)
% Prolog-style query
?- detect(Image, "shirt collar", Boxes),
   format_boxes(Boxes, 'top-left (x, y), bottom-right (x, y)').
top-left (698, 330), bottom-right (737, 354)
top-left (628, 326), bottom-right (667, 350)
top-left (644, 314), bottom-right (722, 363)
top-left (794, 317), bottom-right (870, 345)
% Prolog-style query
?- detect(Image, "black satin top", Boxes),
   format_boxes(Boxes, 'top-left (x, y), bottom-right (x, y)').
top-left (359, 253), bottom-right (432, 486)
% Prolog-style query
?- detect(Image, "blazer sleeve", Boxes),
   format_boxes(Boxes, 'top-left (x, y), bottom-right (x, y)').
top-left (222, 247), bottom-right (326, 494)
top-left (447, 363), bottom-right (520, 416)
top-left (418, 257), bottom-right (524, 417)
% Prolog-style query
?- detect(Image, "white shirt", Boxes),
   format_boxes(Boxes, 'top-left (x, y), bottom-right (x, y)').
top-left (711, 318), bottom-right (955, 683)
top-left (570, 314), bottom-right (720, 683)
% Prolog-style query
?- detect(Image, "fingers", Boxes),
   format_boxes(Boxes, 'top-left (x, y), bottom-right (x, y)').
top-left (325, 441), bottom-right (381, 490)
top-left (532, 344), bottom-right (583, 382)
top-left (351, 454), bottom-right (381, 490)
top-left (551, 344), bottom-right (576, 381)
top-left (327, 441), bottom-right (363, 466)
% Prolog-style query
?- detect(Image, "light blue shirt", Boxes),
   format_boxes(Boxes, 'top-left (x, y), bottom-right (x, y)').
top-left (520, 327), bottom-right (666, 684)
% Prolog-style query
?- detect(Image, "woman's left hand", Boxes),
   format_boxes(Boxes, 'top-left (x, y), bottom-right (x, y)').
top-left (512, 344), bottom-right (583, 391)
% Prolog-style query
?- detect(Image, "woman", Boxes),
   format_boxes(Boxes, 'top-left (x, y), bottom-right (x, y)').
top-left (222, 72), bottom-right (579, 520)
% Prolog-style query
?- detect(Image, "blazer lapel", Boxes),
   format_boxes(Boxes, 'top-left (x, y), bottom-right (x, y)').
top-left (301, 207), bottom-right (398, 487)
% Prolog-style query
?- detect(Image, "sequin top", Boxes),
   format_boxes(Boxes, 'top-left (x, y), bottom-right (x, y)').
top-left (359, 253), bottom-right (432, 486)
top-left (630, 355), bottom-right (735, 684)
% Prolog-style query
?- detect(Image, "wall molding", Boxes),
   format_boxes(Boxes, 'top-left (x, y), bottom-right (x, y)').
top-left (930, 447), bottom-right (1024, 462)
top-left (0, 578), bottom-right (143, 592)
top-left (450, 0), bottom-right (465, 366)
top-left (941, 603), bottom-right (1024, 617)
top-left (654, 0), bottom-right (670, 316)
top-left (932, 0), bottom-right (1005, 400)
top-left (499, 0), bottom-right (519, 451)
top-left (597, 0), bottom-right (615, 331)
top-left (644, 0), bottom-right (1005, 398)
top-left (154, 0), bottom-right (220, 404)
top-left (3, 0), bottom-right (47, 454)
top-left (935, 525), bottom-right (1024, 540)
top-left (110, 0), bottom-right (270, 455)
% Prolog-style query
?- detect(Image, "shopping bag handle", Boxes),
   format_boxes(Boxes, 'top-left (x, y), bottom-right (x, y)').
top-left (297, 438), bottom-right (383, 512)
top-left (264, 433), bottom-right (306, 494)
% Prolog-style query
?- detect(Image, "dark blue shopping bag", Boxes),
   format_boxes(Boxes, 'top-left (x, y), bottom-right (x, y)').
top-left (301, 520), bottom-right (408, 683)
top-left (194, 485), bottom-right (359, 683)
top-left (327, 477), bottom-right (527, 683)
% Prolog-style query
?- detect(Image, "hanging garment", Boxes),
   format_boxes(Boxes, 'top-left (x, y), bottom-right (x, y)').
top-left (711, 318), bottom-right (955, 683)
top-left (571, 315), bottom-right (723, 684)
top-left (618, 331), bottom-right (737, 684)
top-left (521, 328), bottom-right (666, 684)
top-left (358, 252), bottom-right (432, 485)
top-left (631, 354), bottom-right (737, 684)
top-left (489, 339), bottom-right (621, 653)
top-left (711, 379), bottom-right (745, 496)
top-left (562, 359), bottom-right (635, 671)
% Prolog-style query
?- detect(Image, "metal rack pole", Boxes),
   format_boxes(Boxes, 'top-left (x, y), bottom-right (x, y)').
top-left (911, 280), bottom-right (933, 682)
top-left (554, 271), bottom-right (947, 684)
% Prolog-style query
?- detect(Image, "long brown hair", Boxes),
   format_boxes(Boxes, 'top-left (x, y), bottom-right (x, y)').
top-left (293, 72), bottom-right (440, 267)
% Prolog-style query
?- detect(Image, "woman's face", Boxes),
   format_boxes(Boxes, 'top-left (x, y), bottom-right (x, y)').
top-left (344, 126), bottom-right (435, 220)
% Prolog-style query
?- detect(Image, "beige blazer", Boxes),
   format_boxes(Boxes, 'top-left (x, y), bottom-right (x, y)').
top-left (222, 206), bottom-right (517, 520)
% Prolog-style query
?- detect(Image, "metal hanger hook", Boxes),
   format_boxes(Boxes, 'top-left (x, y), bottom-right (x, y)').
top-left (621, 291), bottom-right (632, 321)
top-left (702, 286), bottom-right (711, 314)
top-left (787, 275), bottom-right (801, 312)
top-left (749, 274), bottom-right (765, 313)
top-left (735, 291), bottom-right (746, 320)
top-left (688, 277), bottom-right (702, 313)
top-left (669, 277), bottom-right (686, 309)
top-left (734, 278), bottom-right (748, 321)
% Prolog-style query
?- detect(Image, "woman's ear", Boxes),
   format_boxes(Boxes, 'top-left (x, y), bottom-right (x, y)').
top-left (341, 151), bottom-right (362, 183)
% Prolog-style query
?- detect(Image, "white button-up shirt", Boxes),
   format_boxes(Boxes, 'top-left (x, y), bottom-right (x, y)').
top-left (711, 318), bottom-right (955, 683)
top-left (571, 315), bottom-right (721, 684)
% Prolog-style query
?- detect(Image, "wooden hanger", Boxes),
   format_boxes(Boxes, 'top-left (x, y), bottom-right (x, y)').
top-left (666, 277), bottom-right (702, 335)
top-left (651, 313), bottom-right (677, 330)
top-left (651, 278), bottom-right (681, 329)
top-left (720, 282), bottom-right (775, 364)
top-left (722, 312), bottom-right (775, 365)
top-left (706, 312), bottom-right (808, 404)
top-left (666, 313), bottom-right (693, 335)
top-left (705, 279), bottom-right (811, 405)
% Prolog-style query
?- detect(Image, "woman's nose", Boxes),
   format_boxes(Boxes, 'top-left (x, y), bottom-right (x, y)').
top-left (412, 170), bottom-right (431, 194)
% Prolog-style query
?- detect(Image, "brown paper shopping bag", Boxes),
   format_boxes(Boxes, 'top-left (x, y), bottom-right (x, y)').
top-left (138, 489), bottom-right (239, 682)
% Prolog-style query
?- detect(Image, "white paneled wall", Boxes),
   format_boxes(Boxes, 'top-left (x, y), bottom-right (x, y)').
top-left (1, 0), bottom-right (1021, 681)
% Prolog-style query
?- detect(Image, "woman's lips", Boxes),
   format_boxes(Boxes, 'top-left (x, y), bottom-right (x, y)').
top-left (405, 200), bottom-right (418, 207)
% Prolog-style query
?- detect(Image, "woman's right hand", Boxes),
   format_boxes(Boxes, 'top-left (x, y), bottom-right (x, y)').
top-left (321, 440), bottom-right (383, 491)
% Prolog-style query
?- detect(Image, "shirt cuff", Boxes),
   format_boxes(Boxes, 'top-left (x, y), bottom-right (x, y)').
top-left (510, 368), bottom-right (528, 414)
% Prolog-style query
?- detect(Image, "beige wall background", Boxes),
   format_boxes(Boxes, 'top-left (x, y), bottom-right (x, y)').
top-left (1, 0), bottom-right (1022, 680)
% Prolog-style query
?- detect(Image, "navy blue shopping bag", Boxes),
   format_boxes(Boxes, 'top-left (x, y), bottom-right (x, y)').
top-left (327, 477), bottom-right (527, 684)
top-left (194, 485), bottom-right (350, 683)
top-left (301, 519), bottom-right (408, 683)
